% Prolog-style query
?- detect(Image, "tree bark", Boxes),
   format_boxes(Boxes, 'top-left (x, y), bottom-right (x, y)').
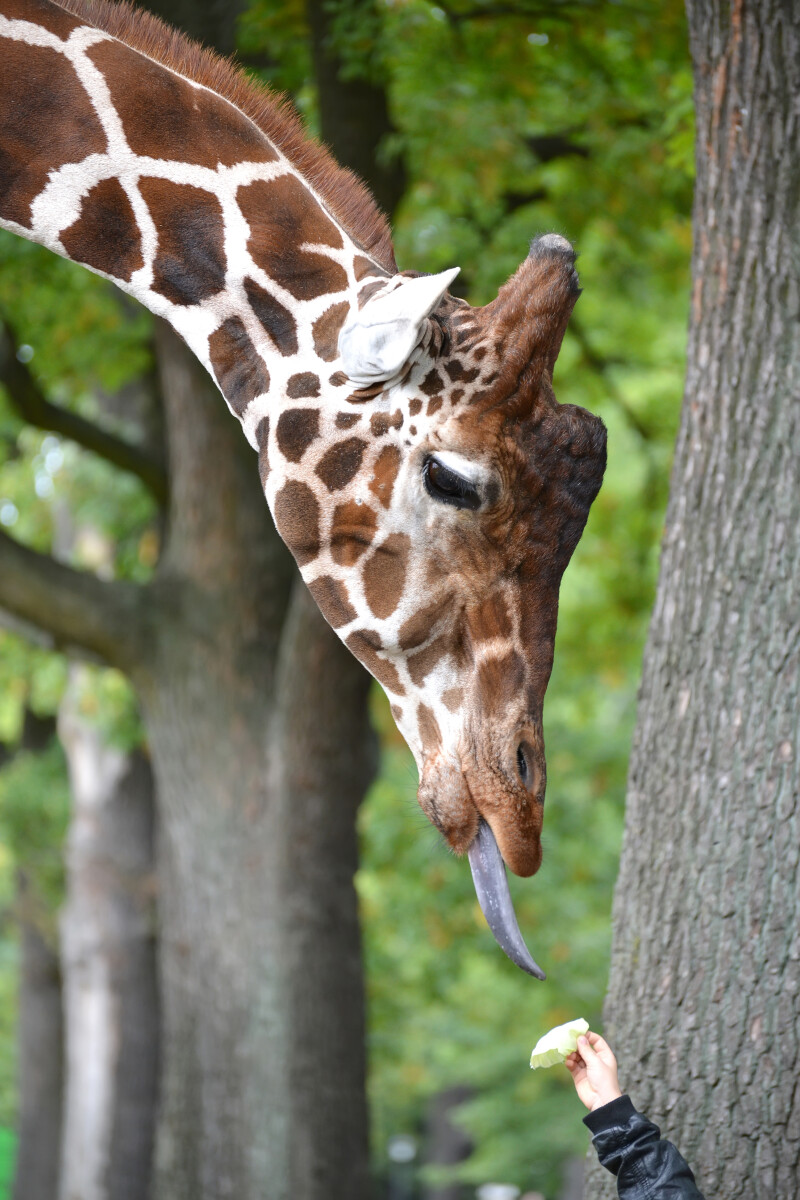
top-left (588, 3), bottom-right (799, 1196)
top-left (58, 672), bottom-right (159, 1200)
top-left (421, 1086), bottom-right (473, 1200)
top-left (13, 872), bottom-right (63, 1200)
top-left (9, 712), bottom-right (63, 1200)
top-left (306, 0), bottom-right (407, 219)
top-left (0, 0), bottom-right (388, 1188)
top-left (141, 326), bottom-right (375, 1199)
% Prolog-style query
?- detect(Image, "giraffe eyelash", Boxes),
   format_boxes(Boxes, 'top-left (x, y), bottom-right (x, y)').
top-left (423, 456), bottom-right (482, 511)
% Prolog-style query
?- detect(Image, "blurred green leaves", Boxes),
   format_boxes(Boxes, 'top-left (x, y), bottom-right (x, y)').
top-left (0, 0), bottom-right (692, 1191)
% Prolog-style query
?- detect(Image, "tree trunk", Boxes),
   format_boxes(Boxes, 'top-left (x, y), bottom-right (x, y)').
top-left (58, 672), bottom-right (159, 1200)
top-left (588, 3), bottom-right (799, 1196)
top-left (306, 0), bottom-right (407, 219)
top-left (9, 711), bottom-right (63, 1200)
top-left (142, 325), bottom-right (375, 1199)
top-left (13, 871), bottom-right (63, 1200)
top-left (421, 1086), bottom-right (473, 1200)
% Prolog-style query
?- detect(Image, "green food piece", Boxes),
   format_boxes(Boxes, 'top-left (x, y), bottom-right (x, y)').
top-left (529, 1018), bottom-right (589, 1069)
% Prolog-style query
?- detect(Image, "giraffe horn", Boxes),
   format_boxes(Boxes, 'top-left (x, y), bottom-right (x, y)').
top-left (467, 819), bottom-right (546, 980)
top-left (339, 267), bottom-right (460, 386)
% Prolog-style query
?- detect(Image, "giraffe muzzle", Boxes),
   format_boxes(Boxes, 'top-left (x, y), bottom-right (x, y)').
top-left (467, 818), bottom-right (546, 980)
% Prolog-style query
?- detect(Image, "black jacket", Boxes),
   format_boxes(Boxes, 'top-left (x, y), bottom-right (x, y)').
top-left (584, 1096), bottom-right (706, 1199)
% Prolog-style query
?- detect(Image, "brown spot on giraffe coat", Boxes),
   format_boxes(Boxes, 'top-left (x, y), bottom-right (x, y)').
top-left (357, 279), bottom-right (385, 307)
top-left (416, 703), bottom-right (442, 753)
top-left (370, 410), bottom-right (403, 438)
top-left (368, 444), bottom-right (401, 509)
top-left (362, 533), bottom-right (410, 620)
top-left (273, 480), bottom-right (321, 567)
top-left (312, 302), bottom-right (350, 362)
top-left (330, 501), bottom-right (377, 566)
top-left (346, 631), bottom-right (405, 696)
top-left (315, 437), bottom-right (367, 492)
top-left (420, 368), bottom-right (444, 397)
top-left (0, 40), bottom-right (106, 228)
top-left (61, 178), bottom-right (144, 281)
top-left (244, 277), bottom-right (298, 356)
top-left (208, 318), bottom-right (270, 416)
top-left (286, 373), bottom-right (321, 399)
top-left (477, 651), bottom-right (526, 714)
top-left (238, 176), bottom-right (348, 301)
top-left (88, 39), bottom-right (278, 168)
top-left (353, 255), bottom-right (386, 281)
top-left (398, 600), bottom-right (444, 652)
top-left (307, 576), bottom-right (357, 629)
top-left (139, 178), bottom-right (226, 305)
top-left (467, 593), bottom-right (513, 643)
top-left (255, 417), bottom-right (270, 489)
top-left (3, 0), bottom-right (82, 34)
top-left (276, 408), bottom-right (320, 462)
top-left (407, 635), bottom-right (449, 687)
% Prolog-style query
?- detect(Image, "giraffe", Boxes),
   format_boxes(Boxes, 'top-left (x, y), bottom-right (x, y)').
top-left (0, 0), bottom-right (607, 978)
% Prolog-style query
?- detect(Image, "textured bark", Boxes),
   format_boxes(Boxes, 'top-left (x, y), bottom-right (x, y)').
top-left (421, 1086), bottom-right (473, 1200)
top-left (142, 325), bottom-right (374, 1199)
top-left (0, 529), bottom-right (146, 671)
top-left (13, 872), bottom-right (63, 1200)
top-left (9, 713), bottom-right (63, 1200)
top-left (306, 0), bottom-right (407, 219)
top-left (588, 3), bottom-right (800, 1197)
top-left (58, 678), bottom-right (159, 1200)
top-left (0, 0), bottom-right (385, 1190)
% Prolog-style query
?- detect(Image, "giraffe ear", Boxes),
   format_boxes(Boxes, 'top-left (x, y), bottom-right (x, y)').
top-left (339, 268), bottom-right (460, 387)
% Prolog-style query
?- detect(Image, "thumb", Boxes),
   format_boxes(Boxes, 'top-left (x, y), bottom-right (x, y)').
top-left (577, 1035), bottom-right (600, 1065)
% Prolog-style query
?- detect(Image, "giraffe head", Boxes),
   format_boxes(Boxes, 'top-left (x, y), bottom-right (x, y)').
top-left (264, 234), bottom-right (607, 977)
top-left (0, 0), bottom-right (602, 975)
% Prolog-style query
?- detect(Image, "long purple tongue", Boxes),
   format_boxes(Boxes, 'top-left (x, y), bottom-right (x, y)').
top-left (467, 819), bottom-right (546, 980)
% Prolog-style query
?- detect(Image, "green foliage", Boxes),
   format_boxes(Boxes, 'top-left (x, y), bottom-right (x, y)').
top-left (0, 1127), bottom-right (15, 1199)
top-left (0, 1), bottom-right (693, 1193)
top-left (332, 0), bottom-right (692, 1193)
top-left (0, 742), bottom-right (70, 924)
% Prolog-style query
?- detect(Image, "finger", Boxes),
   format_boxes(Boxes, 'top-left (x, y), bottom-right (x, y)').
top-left (587, 1032), bottom-right (612, 1055)
top-left (565, 1052), bottom-right (586, 1076)
top-left (577, 1035), bottom-right (601, 1064)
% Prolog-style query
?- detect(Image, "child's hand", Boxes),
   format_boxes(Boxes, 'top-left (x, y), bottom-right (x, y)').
top-left (564, 1032), bottom-right (622, 1112)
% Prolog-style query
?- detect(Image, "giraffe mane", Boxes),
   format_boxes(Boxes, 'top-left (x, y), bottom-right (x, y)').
top-left (53, 0), bottom-right (398, 274)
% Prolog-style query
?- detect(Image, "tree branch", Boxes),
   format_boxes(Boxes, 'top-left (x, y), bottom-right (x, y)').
top-left (568, 317), bottom-right (655, 442)
top-left (0, 321), bottom-right (168, 506)
top-left (433, 0), bottom-right (647, 24)
top-left (0, 530), bottom-right (148, 673)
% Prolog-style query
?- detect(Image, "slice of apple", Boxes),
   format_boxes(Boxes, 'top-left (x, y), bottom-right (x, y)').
top-left (529, 1018), bottom-right (589, 1069)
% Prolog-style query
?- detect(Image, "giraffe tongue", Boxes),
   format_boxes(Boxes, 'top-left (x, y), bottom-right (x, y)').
top-left (467, 819), bottom-right (546, 981)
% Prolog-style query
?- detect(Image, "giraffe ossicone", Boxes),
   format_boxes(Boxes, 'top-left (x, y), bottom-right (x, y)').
top-left (0, 0), bottom-right (608, 979)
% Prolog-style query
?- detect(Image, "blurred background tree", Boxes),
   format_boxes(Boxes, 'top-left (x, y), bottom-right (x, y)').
top-left (0, 0), bottom-right (692, 1196)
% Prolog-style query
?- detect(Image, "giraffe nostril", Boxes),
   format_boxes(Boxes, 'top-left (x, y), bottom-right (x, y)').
top-left (516, 743), bottom-right (529, 786)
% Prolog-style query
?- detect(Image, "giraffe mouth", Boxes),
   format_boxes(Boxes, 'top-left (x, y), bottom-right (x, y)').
top-left (467, 819), bottom-right (546, 980)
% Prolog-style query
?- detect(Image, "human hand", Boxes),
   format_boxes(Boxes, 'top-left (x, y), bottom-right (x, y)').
top-left (564, 1032), bottom-right (622, 1112)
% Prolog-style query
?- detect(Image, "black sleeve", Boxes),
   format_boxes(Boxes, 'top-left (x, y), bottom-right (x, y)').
top-left (583, 1096), bottom-right (706, 1199)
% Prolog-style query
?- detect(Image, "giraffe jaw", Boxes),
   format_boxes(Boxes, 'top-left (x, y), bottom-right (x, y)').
top-left (467, 819), bottom-right (546, 981)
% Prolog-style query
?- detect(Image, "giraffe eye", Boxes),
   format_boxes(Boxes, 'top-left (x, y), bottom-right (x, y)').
top-left (423, 456), bottom-right (481, 510)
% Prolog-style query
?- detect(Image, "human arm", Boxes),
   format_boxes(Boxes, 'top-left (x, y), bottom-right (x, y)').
top-left (565, 1034), bottom-right (706, 1199)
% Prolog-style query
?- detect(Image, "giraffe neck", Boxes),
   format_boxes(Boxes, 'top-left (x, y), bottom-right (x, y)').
top-left (0, 0), bottom-right (395, 447)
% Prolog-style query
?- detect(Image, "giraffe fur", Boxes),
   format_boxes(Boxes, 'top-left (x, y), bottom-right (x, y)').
top-left (0, 0), bottom-right (608, 970)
